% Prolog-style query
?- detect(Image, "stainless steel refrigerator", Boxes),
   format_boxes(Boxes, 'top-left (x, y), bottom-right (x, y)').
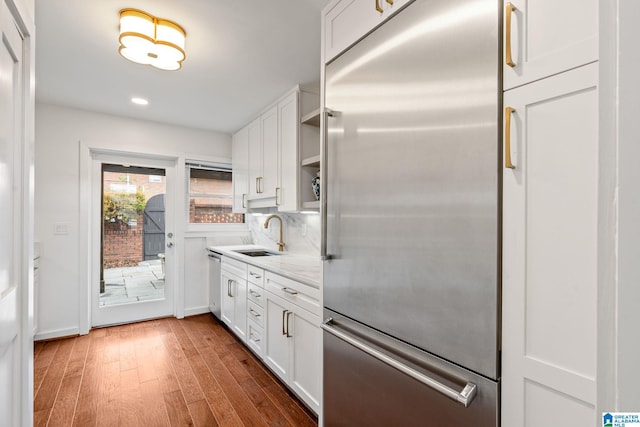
top-left (321, 0), bottom-right (501, 425)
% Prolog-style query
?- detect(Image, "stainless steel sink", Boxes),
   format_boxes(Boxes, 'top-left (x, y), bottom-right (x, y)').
top-left (232, 249), bottom-right (281, 257)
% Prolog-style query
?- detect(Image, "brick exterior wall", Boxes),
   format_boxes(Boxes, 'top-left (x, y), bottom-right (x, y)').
top-left (103, 218), bottom-right (144, 268)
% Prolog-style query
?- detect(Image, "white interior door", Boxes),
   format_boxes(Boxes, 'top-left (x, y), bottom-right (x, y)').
top-left (91, 152), bottom-right (177, 327)
top-left (0, 4), bottom-right (24, 426)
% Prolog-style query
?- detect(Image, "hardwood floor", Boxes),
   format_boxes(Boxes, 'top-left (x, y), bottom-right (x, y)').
top-left (33, 314), bottom-right (318, 427)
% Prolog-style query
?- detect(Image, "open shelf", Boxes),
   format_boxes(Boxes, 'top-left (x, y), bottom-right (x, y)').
top-left (302, 200), bottom-right (320, 209)
top-left (301, 108), bottom-right (321, 127)
top-left (301, 155), bottom-right (321, 167)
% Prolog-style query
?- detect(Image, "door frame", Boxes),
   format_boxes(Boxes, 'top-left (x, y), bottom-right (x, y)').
top-left (79, 145), bottom-right (183, 330)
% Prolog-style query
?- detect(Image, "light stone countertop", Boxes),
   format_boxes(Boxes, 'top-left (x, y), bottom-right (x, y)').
top-left (208, 245), bottom-right (321, 289)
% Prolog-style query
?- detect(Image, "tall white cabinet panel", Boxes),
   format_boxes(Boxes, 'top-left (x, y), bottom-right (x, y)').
top-left (232, 126), bottom-right (249, 213)
top-left (277, 91), bottom-right (299, 212)
top-left (502, 63), bottom-right (599, 426)
top-left (503, 0), bottom-right (598, 90)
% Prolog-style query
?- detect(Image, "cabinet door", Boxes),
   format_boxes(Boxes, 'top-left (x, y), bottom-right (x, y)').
top-left (277, 91), bottom-right (299, 212)
top-left (502, 64), bottom-right (598, 426)
top-left (247, 117), bottom-right (262, 198)
top-left (264, 290), bottom-right (291, 382)
top-left (323, 0), bottom-right (412, 63)
top-left (503, 0), bottom-right (598, 90)
top-left (260, 105), bottom-right (278, 199)
top-left (290, 307), bottom-right (321, 414)
top-left (232, 277), bottom-right (247, 342)
top-left (220, 271), bottom-right (235, 329)
top-left (232, 126), bottom-right (249, 213)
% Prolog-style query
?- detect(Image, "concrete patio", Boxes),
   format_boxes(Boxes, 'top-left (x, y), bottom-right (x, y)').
top-left (100, 259), bottom-right (165, 306)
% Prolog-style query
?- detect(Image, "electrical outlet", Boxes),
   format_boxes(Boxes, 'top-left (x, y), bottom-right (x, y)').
top-left (54, 222), bottom-right (70, 235)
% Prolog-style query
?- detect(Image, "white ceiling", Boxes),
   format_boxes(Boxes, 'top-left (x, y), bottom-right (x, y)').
top-left (34, 0), bottom-right (329, 134)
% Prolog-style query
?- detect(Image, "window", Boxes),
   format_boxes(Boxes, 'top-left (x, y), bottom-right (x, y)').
top-left (187, 163), bottom-right (244, 224)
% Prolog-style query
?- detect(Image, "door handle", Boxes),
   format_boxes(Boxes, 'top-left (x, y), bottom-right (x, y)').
top-left (166, 242), bottom-right (174, 248)
top-left (285, 311), bottom-right (292, 338)
top-left (322, 318), bottom-right (478, 407)
top-left (321, 108), bottom-right (333, 261)
top-left (505, 2), bottom-right (517, 67)
top-left (228, 279), bottom-right (234, 298)
top-left (504, 107), bottom-right (516, 169)
top-left (242, 193), bottom-right (247, 208)
top-left (275, 187), bottom-right (281, 206)
top-left (375, 0), bottom-right (383, 13)
top-left (282, 310), bottom-right (287, 335)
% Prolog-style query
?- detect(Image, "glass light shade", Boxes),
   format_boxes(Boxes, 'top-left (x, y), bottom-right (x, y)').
top-left (118, 9), bottom-right (186, 70)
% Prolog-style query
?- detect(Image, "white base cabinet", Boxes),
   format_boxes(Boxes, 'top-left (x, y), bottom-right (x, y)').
top-left (263, 272), bottom-right (321, 414)
top-left (220, 258), bottom-right (248, 343)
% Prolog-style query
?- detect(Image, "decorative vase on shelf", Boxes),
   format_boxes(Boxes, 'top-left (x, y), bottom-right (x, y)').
top-left (312, 172), bottom-right (320, 201)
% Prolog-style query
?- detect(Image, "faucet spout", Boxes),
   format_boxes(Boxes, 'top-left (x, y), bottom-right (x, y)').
top-left (263, 215), bottom-right (285, 252)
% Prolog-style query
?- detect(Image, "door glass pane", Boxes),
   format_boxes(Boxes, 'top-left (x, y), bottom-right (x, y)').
top-left (100, 164), bottom-right (166, 306)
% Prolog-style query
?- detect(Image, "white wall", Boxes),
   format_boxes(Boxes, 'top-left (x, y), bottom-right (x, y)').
top-left (34, 103), bottom-right (231, 338)
top-left (616, 0), bottom-right (640, 409)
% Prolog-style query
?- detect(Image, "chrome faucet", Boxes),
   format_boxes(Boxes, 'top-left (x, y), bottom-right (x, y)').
top-left (264, 214), bottom-right (285, 252)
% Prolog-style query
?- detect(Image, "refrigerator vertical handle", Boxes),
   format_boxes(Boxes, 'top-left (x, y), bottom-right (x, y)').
top-left (321, 108), bottom-right (333, 261)
top-left (321, 318), bottom-right (478, 407)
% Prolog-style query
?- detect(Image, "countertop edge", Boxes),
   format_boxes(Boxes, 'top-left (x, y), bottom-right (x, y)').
top-left (208, 245), bottom-right (321, 289)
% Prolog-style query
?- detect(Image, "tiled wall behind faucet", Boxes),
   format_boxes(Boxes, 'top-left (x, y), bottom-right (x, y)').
top-left (245, 211), bottom-right (320, 256)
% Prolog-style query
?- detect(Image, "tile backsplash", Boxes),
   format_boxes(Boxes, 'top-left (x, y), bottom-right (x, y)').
top-left (246, 211), bottom-right (320, 256)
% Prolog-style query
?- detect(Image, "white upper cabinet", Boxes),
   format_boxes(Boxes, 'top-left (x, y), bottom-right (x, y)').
top-left (233, 86), bottom-right (319, 212)
top-left (232, 126), bottom-right (249, 213)
top-left (323, 0), bottom-right (411, 63)
top-left (503, 0), bottom-right (598, 90)
top-left (277, 91), bottom-right (299, 212)
top-left (248, 106), bottom-right (278, 200)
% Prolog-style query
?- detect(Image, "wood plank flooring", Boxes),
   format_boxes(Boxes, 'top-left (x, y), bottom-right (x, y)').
top-left (33, 314), bottom-right (318, 427)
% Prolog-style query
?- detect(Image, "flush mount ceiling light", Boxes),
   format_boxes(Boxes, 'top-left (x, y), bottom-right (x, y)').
top-left (118, 8), bottom-right (186, 71)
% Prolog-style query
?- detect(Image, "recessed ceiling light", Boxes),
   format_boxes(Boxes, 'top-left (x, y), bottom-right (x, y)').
top-left (131, 97), bottom-right (149, 106)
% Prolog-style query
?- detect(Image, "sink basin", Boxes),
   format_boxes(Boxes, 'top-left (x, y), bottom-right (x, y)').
top-left (233, 249), bottom-right (281, 257)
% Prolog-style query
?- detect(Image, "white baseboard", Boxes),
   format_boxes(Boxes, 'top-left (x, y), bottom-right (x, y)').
top-left (34, 327), bottom-right (81, 341)
top-left (184, 306), bottom-right (211, 317)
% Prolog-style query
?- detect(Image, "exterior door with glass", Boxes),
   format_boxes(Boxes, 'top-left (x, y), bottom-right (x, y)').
top-left (91, 153), bottom-right (176, 327)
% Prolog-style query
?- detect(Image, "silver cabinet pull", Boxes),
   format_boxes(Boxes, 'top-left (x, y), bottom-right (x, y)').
top-left (285, 311), bottom-right (292, 338)
top-left (321, 318), bottom-right (478, 407)
top-left (250, 333), bottom-right (261, 343)
top-left (227, 279), bottom-right (234, 298)
top-left (250, 272), bottom-right (262, 279)
top-left (249, 289), bottom-right (261, 298)
top-left (282, 310), bottom-right (287, 335)
top-left (282, 287), bottom-right (298, 295)
top-left (249, 308), bottom-right (261, 318)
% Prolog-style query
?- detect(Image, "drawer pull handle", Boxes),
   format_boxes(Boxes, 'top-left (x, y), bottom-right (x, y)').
top-left (282, 287), bottom-right (298, 295)
top-left (249, 308), bottom-right (261, 318)
top-left (250, 272), bottom-right (262, 279)
top-left (505, 2), bottom-right (517, 67)
top-left (249, 290), bottom-right (261, 298)
top-left (375, 0), bottom-right (383, 13)
top-left (250, 334), bottom-right (261, 343)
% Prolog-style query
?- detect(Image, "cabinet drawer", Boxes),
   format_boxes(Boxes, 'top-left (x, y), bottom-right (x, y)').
top-left (248, 300), bottom-right (264, 327)
top-left (247, 265), bottom-right (265, 287)
top-left (247, 319), bottom-right (264, 358)
top-left (248, 282), bottom-right (264, 307)
top-left (265, 272), bottom-right (321, 316)
top-left (221, 256), bottom-right (247, 278)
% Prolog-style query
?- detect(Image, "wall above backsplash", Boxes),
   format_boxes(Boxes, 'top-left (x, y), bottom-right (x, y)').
top-left (246, 210), bottom-right (320, 256)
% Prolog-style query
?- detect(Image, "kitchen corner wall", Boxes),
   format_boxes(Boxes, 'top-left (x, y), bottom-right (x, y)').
top-left (245, 211), bottom-right (320, 256)
top-left (34, 102), bottom-right (231, 339)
